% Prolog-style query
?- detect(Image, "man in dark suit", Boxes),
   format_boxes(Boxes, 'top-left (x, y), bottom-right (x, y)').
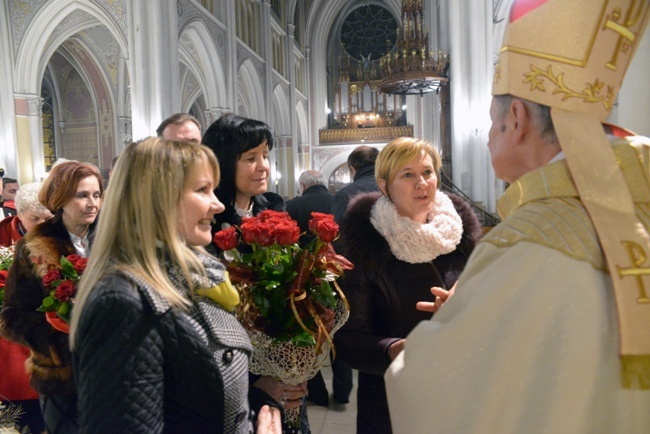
top-left (286, 170), bottom-right (333, 248)
top-left (331, 145), bottom-right (380, 224)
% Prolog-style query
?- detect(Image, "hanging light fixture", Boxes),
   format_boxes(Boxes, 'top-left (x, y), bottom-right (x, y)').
top-left (379, 0), bottom-right (449, 95)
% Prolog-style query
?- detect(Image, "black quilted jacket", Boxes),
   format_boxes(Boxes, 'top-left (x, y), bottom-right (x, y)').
top-left (73, 272), bottom-right (252, 433)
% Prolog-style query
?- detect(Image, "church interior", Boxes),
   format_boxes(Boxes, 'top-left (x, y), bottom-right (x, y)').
top-left (1, 0), bottom-right (649, 217)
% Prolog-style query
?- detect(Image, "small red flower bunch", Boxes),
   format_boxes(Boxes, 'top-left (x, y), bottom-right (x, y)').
top-left (37, 254), bottom-right (87, 332)
top-left (213, 210), bottom-right (353, 349)
top-left (0, 246), bottom-right (14, 307)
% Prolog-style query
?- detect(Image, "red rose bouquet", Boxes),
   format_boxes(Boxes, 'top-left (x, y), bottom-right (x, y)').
top-left (213, 210), bottom-right (353, 426)
top-left (37, 254), bottom-right (87, 334)
top-left (0, 246), bottom-right (14, 308)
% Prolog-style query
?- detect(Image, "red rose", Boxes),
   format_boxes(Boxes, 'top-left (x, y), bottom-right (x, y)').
top-left (42, 269), bottom-right (61, 288)
top-left (214, 226), bottom-right (239, 251)
top-left (309, 212), bottom-right (339, 243)
top-left (275, 220), bottom-right (300, 246)
top-left (254, 220), bottom-right (276, 246)
top-left (240, 218), bottom-right (259, 244)
top-left (73, 257), bottom-right (87, 273)
top-left (54, 279), bottom-right (76, 302)
top-left (257, 210), bottom-right (291, 222)
top-left (66, 254), bottom-right (81, 263)
top-left (0, 270), bottom-right (8, 288)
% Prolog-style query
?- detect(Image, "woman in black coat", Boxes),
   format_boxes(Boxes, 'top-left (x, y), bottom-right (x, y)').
top-left (1, 161), bottom-right (103, 434)
top-left (333, 138), bottom-right (483, 434)
top-left (70, 138), bottom-right (281, 433)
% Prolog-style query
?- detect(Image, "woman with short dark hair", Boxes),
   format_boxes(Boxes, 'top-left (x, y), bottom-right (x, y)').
top-left (202, 113), bottom-right (284, 247)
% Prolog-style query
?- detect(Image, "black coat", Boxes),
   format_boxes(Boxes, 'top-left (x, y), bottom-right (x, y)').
top-left (285, 184), bottom-right (334, 247)
top-left (73, 272), bottom-right (248, 433)
top-left (331, 165), bottom-right (380, 224)
top-left (333, 192), bottom-right (483, 434)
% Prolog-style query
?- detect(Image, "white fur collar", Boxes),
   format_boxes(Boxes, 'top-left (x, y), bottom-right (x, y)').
top-left (370, 191), bottom-right (463, 264)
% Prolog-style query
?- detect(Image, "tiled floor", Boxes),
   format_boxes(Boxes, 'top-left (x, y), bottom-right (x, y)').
top-left (306, 365), bottom-right (357, 434)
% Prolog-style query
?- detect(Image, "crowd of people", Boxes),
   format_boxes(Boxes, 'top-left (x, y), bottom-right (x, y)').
top-left (1, 1), bottom-right (649, 433)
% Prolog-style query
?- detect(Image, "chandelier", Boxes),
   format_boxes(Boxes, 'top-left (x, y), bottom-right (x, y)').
top-left (379, 0), bottom-right (449, 95)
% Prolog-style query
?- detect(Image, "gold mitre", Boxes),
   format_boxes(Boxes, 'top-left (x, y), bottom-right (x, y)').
top-left (493, 0), bottom-right (649, 120)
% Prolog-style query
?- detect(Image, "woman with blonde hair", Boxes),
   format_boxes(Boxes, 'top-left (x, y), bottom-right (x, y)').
top-left (333, 137), bottom-right (483, 434)
top-left (70, 137), bottom-right (280, 433)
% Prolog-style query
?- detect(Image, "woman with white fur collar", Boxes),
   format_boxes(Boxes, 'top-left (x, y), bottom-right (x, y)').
top-left (333, 138), bottom-right (483, 434)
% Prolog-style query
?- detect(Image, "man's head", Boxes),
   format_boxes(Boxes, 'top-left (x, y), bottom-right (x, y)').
top-left (298, 170), bottom-right (327, 195)
top-left (347, 145), bottom-right (379, 178)
top-left (15, 182), bottom-right (52, 232)
top-left (487, 95), bottom-right (560, 184)
top-left (156, 113), bottom-right (202, 144)
top-left (108, 155), bottom-right (120, 179)
top-left (489, 0), bottom-right (648, 183)
top-left (1, 178), bottom-right (19, 201)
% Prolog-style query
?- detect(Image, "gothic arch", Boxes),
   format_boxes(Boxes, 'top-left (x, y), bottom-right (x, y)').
top-left (272, 84), bottom-right (290, 136)
top-left (14, 0), bottom-right (128, 94)
top-left (237, 59), bottom-right (265, 120)
top-left (295, 100), bottom-right (308, 145)
top-left (178, 20), bottom-right (227, 110)
top-left (305, 0), bottom-right (400, 146)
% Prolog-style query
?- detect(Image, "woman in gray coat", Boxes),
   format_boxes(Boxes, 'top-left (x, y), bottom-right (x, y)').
top-left (70, 137), bottom-right (281, 433)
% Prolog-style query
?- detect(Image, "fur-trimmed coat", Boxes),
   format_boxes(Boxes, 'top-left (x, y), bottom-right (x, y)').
top-left (333, 191), bottom-right (482, 434)
top-left (0, 216), bottom-right (93, 396)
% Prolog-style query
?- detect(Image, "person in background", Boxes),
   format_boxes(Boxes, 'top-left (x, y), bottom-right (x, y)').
top-left (285, 170), bottom-right (346, 410)
top-left (156, 112), bottom-right (203, 144)
top-left (202, 113), bottom-right (308, 434)
top-left (0, 168), bottom-right (4, 220)
top-left (334, 137), bottom-right (482, 434)
top-left (384, 1), bottom-right (650, 433)
top-left (315, 146), bottom-right (381, 410)
top-left (0, 182), bottom-right (50, 434)
top-left (0, 182), bottom-right (53, 247)
top-left (1, 178), bottom-right (19, 217)
top-left (70, 137), bottom-right (281, 433)
top-left (107, 155), bottom-right (119, 181)
top-left (0, 161), bottom-right (103, 434)
top-left (331, 146), bottom-right (380, 225)
top-left (286, 170), bottom-right (333, 248)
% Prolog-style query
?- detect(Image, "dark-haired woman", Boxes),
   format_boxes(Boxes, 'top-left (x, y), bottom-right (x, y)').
top-left (203, 114), bottom-right (309, 433)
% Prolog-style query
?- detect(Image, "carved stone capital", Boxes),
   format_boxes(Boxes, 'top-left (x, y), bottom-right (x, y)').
top-left (27, 96), bottom-right (44, 117)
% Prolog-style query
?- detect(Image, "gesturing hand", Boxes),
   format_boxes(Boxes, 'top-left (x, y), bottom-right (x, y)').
top-left (416, 282), bottom-right (457, 313)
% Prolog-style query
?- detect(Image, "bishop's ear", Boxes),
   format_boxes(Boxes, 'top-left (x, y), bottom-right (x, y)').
top-left (509, 99), bottom-right (531, 143)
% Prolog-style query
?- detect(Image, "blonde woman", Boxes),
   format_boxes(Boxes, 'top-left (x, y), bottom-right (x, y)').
top-left (333, 138), bottom-right (483, 434)
top-left (70, 138), bottom-right (281, 433)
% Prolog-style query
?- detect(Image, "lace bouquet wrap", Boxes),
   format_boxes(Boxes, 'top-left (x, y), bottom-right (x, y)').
top-left (214, 210), bottom-right (353, 427)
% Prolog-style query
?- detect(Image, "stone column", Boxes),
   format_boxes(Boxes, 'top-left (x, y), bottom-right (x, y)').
top-left (14, 94), bottom-right (45, 181)
top-left (127, 0), bottom-right (180, 139)
top-left (0, 5), bottom-right (18, 179)
top-left (260, 0), bottom-right (273, 125)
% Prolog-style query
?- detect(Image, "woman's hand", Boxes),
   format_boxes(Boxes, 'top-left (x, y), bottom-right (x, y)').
top-left (253, 376), bottom-right (307, 411)
top-left (255, 404), bottom-right (282, 433)
top-left (416, 282), bottom-right (457, 313)
top-left (388, 338), bottom-right (406, 361)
